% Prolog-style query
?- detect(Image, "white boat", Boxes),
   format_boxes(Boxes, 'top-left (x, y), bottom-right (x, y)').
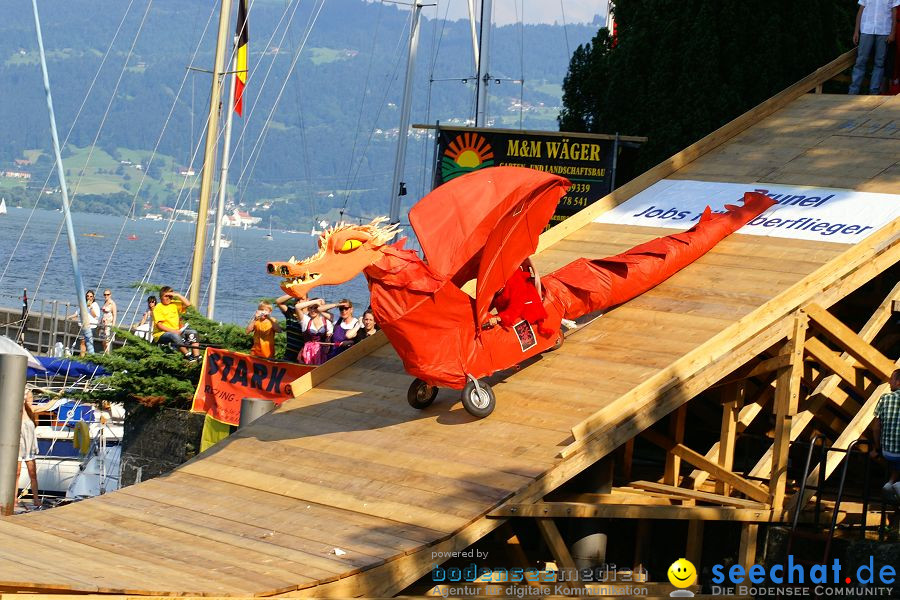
top-left (265, 216), bottom-right (273, 240)
top-left (17, 398), bottom-right (124, 498)
top-left (0, 197), bottom-right (7, 215)
top-left (210, 234), bottom-right (231, 249)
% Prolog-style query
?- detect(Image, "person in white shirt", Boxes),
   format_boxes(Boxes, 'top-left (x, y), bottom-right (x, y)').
top-left (850, 0), bottom-right (899, 94)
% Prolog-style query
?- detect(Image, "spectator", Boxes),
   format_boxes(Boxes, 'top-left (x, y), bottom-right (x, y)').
top-left (871, 369), bottom-right (900, 501)
top-left (246, 301), bottom-right (282, 359)
top-left (16, 386), bottom-right (40, 510)
top-left (99, 289), bottom-right (117, 353)
top-left (850, 0), bottom-right (899, 95)
top-left (300, 303), bottom-right (333, 365)
top-left (329, 299), bottom-right (360, 358)
top-left (276, 294), bottom-right (330, 361)
top-left (359, 308), bottom-right (379, 338)
top-left (69, 290), bottom-right (100, 356)
top-left (134, 296), bottom-right (157, 341)
top-left (152, 286), bottom-right (201, 361)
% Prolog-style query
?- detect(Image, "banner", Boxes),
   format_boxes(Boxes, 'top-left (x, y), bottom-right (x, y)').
top-left (434, 126), bottom-right (626, 226)
top-left (191, 348), bottom-right (313, 426)
top-left (594, 179), bottom-right (900, 244)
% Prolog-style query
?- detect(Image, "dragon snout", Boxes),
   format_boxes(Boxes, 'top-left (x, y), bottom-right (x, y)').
top-left (267, 262), bottom-right (293, 276)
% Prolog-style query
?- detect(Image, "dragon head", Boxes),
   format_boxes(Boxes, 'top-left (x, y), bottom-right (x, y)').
top-left (267, 217), bottom-right (401, 298)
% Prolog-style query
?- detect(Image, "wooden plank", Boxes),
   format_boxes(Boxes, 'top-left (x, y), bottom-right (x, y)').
top-left (718, 381), bottom-right (744, 496)
top-left (804, 336), bottom-right (870, 397)
top-left (491, 503), bottom-right (774, 522)
top-left (805, 303), bottom-right (896, 380)
top-left (566, 223), bottom-right (899, 453)
top-left (664, 405), bottom-right (687, 486)
top-left (640, 429), bottom-right (769, 503)
top-left (770, 313), bottom-right (808, 511)
top-left (629, 481), bottom-right (764, 509)
top-left (749, 281), bottom-right (900, 480)
top-left (738, 524), bottom-right (759, 571)
top-left (686, 521), bottom-right (704, 567)
top-left (535, 519), bottom-right (576, 571)
top-left (784, 373), bottom-right (898, 519)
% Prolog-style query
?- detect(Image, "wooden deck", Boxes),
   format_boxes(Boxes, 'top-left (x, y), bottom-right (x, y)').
top-left (0, 87), bottom-right (897, 595)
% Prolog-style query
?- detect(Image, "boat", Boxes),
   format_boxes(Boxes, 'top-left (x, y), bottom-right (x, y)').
top-left (0, 197), bottom-right (7, 215)
top-left (81, 233), bottom-right (104, 238)
top-left (127, 234), bottom-right (138, 241)
top-left (210, 234), bottom-right (231, 249)
top-left (265, 216), bottom-right (273, 240)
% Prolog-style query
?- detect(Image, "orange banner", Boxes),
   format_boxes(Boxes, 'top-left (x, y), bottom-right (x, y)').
top-left (191, 348), bottom-right (313, 426)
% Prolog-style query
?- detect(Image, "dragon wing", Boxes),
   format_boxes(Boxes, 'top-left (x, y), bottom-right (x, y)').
top-left (409, 166), bottom-right (570, 288)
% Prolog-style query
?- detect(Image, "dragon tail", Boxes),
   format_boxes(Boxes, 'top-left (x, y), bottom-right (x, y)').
top-left (545, 192), bottom-right (776, 319)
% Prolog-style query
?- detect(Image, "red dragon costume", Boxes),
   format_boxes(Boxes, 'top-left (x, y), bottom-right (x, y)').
top-left (268, 166), bottom-right (774, 417)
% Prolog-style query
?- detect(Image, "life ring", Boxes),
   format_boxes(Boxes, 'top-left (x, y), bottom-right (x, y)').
top-left (73, 421), bottom-right (91, 455)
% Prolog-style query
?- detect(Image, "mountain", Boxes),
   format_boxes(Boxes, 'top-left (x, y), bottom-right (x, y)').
top-left (1, 0), bottom-right (599, 226)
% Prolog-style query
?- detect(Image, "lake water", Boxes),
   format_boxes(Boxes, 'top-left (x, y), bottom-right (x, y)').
top-left (0, 207), bottom-right (371, 326)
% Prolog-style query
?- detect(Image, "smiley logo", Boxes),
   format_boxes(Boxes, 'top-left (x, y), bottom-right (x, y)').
top-left (668, 558), bottom-right (697, 588)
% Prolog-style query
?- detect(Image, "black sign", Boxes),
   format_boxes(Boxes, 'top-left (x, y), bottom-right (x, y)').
top-left (434, 126), bottom-right (618, 226)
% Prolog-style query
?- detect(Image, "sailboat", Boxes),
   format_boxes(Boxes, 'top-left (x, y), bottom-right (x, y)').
top-left (265, 216), bottom-right (273, 240)
top-left (210, 233), bottom-right (232, 249)
top-left (0, 197), bottom-right (7, 215)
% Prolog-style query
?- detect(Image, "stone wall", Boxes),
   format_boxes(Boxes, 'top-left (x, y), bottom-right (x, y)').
top-left (119, 405), bottom-right (204, 487)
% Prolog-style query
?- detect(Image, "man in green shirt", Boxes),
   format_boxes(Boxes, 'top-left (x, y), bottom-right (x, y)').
top-left (871, 369), bottom-right (900, 501)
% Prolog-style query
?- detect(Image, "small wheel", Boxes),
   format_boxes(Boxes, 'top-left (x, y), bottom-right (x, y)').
top-left (461, 380), bottom-right (496, 418)
top-left (407, 378), bottom-right (437, 409)
top-left (550, 330), bottom-right (565, 351)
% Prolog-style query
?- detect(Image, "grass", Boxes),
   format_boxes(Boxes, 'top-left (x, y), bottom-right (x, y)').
top-left (23, 150), bottom-right (44, 163)
top-left (307, 47), bottom-right (355, 66)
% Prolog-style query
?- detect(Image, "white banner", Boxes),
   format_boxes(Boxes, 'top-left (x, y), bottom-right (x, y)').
top-left (594, 179), bottom-right (900, 244)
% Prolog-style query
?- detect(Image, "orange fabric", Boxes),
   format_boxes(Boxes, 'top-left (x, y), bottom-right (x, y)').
top-left (250, 318), bottom-right (276, 358)
top-left (191, 348), bottom-right (312, 426)
top-left (493, 268), bottom-right (551, 336)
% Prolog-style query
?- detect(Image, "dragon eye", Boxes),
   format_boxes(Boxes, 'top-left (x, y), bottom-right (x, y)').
top-left (338, 239), bottom-right (362, 252)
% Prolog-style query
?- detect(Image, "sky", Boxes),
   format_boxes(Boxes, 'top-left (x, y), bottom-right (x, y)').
top-left (400, 1), bottom-right (607, 26)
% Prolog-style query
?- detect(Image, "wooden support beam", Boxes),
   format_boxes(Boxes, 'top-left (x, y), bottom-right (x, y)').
top-left (664, 405), bottom-right (687, 486)
top-left (805, 303), bottom-right (895, 381)
top-left (784, 375), bottom-right (897, 519)
top-left (641, 429), bottom-right (769, 503)
top-left (492, 503), bottom-right (774, 522)
top-left (562, 231), bottom-right (897, 466)
top-left (686, 521), bottom-right (704, 567)
top-left (535, 519), bottom-right (576, 571)
top-left (630, 481), bottom-right (765, 509)
top-left (770, 312), bottom-right (808, 511)
top-left (738, 524), bottom-right (759, 571)
top-left (718, 381), bottom-right (744, 496)
top-left (621, 438), bottom-right (635, 483)
top-left (712, 355), bottom-right (787, 389)
top-left (805, 337), bottom-right (871, 398)
top-left (749, 281), bottom-right (900, 481)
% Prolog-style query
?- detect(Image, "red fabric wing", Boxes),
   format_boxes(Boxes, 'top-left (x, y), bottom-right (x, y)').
top-left (410, 166), bottom-right (570, 281)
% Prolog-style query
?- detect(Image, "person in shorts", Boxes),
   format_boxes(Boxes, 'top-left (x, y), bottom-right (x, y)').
top-left (871, 369), bottom-right (900, 501)
top-left (16, 386), bottom-right (41, 509)
top-left (152, 286), bottom-right (201, 361)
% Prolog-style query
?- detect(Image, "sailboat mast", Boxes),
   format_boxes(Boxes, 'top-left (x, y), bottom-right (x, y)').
top-left (208, 37), bottom-right (239, 320)
top-left (30, 0), bottom-right (92, 340)
top-left (188, 0), bottom-right (235, 308)
top-left (474, 0), bottom-right (493, 127)
top-left (388, 1), bottom-right (424, 225)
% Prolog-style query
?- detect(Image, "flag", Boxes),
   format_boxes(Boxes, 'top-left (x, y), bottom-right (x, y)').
top-left (233, 0), bottom-right (248, 116)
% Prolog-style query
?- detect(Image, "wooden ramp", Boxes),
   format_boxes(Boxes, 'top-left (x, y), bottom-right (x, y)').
top-left (0, 61), bottom-right (898, 596)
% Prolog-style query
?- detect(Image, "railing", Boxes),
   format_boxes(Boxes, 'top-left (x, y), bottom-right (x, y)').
top-left (0, 294), bottom-right (91, 355)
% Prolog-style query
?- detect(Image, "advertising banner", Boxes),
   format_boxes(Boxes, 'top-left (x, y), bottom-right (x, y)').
top-left (434, 126), bottom-right (622, 226)
top-left (594, 179), bottom-right (900, 244)
top-left (191, 348), bottom-right (313, 426)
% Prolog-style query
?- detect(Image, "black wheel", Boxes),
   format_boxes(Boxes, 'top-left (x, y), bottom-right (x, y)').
top-left (461, 380), bottom-right (496, 418)
top-left (550, 329), bottom-right (565, 351)
top-left (407, 378), bottom-right (437, 409)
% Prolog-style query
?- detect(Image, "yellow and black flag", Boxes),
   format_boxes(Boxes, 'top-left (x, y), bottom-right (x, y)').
top-left (233, 0), bottom-right (248, 116)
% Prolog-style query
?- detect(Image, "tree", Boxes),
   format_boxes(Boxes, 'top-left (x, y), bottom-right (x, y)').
top-left (559, 0), bottom-right (855, 173)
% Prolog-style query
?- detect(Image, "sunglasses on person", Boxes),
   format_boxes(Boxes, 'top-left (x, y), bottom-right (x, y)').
top-left (103, 292), bottom-right (111, 296)
top-left (163, 294), bottom-right (174, 299)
